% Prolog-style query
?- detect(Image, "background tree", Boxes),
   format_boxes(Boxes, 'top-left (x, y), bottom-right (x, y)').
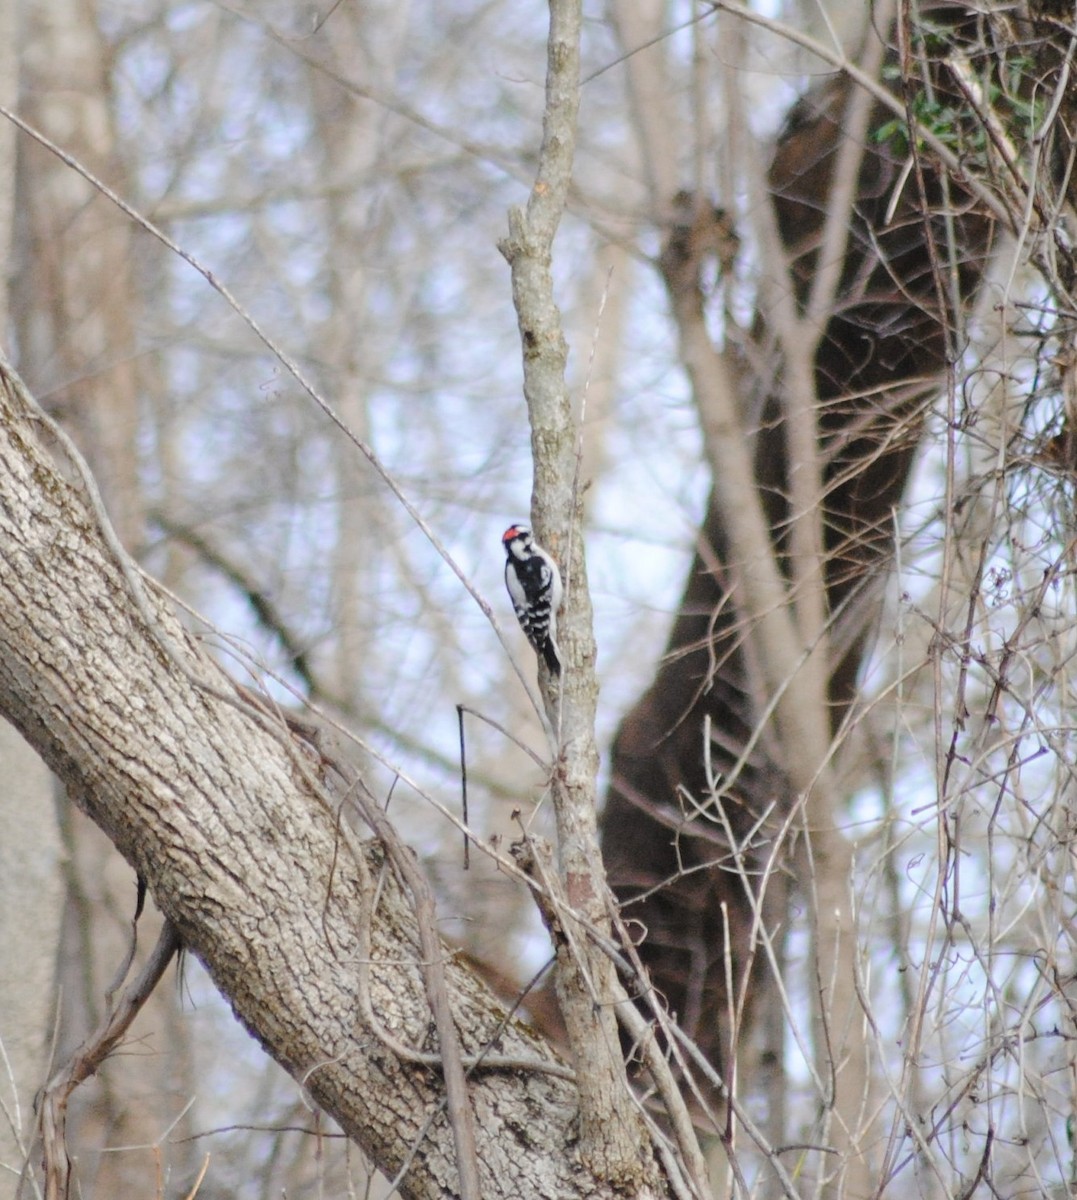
top-left (602, 6), bottom-right (999, 1193)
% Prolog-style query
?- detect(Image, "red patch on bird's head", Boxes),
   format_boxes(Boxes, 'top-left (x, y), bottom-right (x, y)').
top-left (502, 524), bottom-right (528, 545)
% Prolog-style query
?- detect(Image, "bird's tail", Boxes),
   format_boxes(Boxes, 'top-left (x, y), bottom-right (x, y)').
top-left (542, 636), bottom-right (561, 676)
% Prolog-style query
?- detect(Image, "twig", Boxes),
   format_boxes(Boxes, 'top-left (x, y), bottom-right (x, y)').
top-left (369, 813), bottom-right (482, 1200)
top-left (454, 704), bottom-right (549, 770)
top-left (151, 514), bottom-right (316, 692)
top-left (456, 704), bottom-right (469, 869)
top-left (103, 876), bottom-right (147, 1007)
top-left (39, 922), bottom-right (181, 1200)
top-left (181, 1153), bottom-right (210, 1200)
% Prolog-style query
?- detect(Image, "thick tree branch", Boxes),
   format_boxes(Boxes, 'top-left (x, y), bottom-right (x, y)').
top-left (0, 352), bottom-right (666, 1200)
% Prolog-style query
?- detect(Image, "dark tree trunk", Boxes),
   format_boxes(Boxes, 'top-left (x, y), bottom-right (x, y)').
top-left (601, 8), bottom-right (1002, 1085)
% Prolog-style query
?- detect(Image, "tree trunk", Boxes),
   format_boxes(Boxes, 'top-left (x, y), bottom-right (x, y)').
top-left (0, 353), bottom-right (676, 1200)
top-left (601, 8), bottom-right (999, 1188)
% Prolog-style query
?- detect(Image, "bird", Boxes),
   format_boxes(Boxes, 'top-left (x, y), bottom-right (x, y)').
top-left (501, 524), bottom-right (563, 675)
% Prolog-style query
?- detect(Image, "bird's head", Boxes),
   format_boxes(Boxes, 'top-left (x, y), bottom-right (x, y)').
top-left (501, 524), bottom-right (532, 556)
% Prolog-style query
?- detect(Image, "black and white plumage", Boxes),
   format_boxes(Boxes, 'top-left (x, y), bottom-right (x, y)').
top-left (501, 524), bottom-right (563, 675)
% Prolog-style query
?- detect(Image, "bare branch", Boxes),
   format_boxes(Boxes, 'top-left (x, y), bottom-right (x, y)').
top-left (40, 922), bottom-right (181, 1200)
top-left (498, 0), bottom-right (666, 1190)
top-left (353, 792), bottom-right (482, 1200)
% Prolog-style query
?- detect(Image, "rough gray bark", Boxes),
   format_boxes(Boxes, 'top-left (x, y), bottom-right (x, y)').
top-left (0, 353), bottom-right (674, 1200)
